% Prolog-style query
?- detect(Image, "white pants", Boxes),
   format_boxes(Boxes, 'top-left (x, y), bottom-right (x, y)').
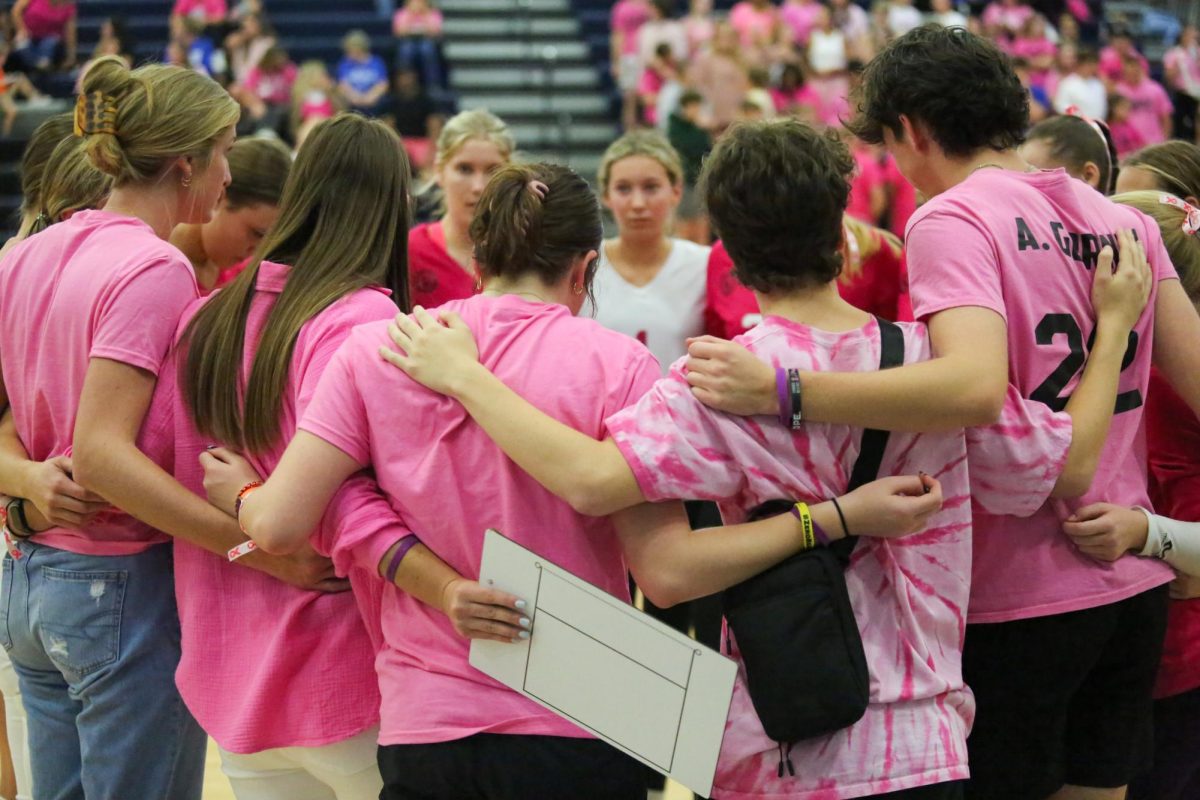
top-left (219, 726), bottom-right (382, 800)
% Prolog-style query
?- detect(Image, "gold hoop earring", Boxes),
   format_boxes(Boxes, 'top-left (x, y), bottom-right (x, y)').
top-left (181, 175), bottom-right (192, 189)
top-left (572, 283), bottom-right (584, 295)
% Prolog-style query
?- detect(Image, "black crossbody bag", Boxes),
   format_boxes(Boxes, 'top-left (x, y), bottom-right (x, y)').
top-left (720, 318), bottom-right (904, 745)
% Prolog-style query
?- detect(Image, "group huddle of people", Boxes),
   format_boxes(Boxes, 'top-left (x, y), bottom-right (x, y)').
top-left (4, 19), bottom-right (1200, 800)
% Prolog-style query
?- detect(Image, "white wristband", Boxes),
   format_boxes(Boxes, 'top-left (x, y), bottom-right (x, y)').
top-left (227, 540), bottom-right (258, 562)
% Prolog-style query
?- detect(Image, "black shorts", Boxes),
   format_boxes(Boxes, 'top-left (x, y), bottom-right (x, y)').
top-left (378, 734), bottom-right (645, 800)
top-left (963, 585), bottom-right (1169, 800)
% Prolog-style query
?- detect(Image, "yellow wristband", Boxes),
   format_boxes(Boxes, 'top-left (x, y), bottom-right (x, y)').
top-left (794, 501), bottom-right (815, 550)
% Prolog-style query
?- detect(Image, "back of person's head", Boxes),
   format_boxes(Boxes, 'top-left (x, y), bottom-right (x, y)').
top-left (181, 114), bottom-right (412, 453)
top-left (29, 137), bottom-right (113, 235)
top-left (701, 118), bottom-right (854, 292)
top-left (597, 129), bottom-right (684, 194)
top-left (78, 56), bottom-right (240, 188)
top-left (1112, 191), bottom-right (1200, 302)
top-left (224, 137), bottom-right (293, 210)
top-left (434, 108), bottom-right (515, 168)
top-left (471, 163), bottom-right (601, 292)
top-left (19, 113), bottom-right (74, 220)
top-left (1023, 114), bottom-right (1116, 194)
top-left (1121, 141), bottom-right (1200, 206)
top-left (848, 25), bottom-right (1028, 157)
top-left (679, 89), bottom-right (703, 108)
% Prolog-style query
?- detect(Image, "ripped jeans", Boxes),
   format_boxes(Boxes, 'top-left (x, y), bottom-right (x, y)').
top-left (0, 541), bottom-right (205, 800)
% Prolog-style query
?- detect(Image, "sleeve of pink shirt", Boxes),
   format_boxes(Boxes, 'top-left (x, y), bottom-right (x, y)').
top-left (967, 384), bottom-right (1073, 517)
top-left (605, 362), bottom-right (752, 503)
top-left (91, 257), bottom-right (199, 375)
top-left (318, 472), bottom-right (414, 576)
top-left (299, 331), bottom-right (374, 467)
top-left (906, 209), bottom-right (1007, 323)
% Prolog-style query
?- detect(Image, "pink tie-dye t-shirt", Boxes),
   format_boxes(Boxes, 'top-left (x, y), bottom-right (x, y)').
top-left (907, 167), bottom-right (1176, 623)
top-left (607, 316), bottom-right (1060, 799)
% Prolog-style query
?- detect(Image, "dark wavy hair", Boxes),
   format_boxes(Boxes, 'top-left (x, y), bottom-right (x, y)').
top-left (700, 119), bottom-right (854, 293)
top-left (848, 25), bottom-right (1029, 158)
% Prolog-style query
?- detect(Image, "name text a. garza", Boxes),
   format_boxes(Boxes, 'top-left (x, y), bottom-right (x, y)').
top-left (1014, 216), bottom-right (1139, 271)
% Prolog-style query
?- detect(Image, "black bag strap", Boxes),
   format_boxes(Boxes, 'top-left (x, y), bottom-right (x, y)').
top-left (830, 318), bottom-right (905, 562)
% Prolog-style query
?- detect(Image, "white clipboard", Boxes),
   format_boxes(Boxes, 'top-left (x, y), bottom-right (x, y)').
top-left (470, 529), bottom-right (737, 798)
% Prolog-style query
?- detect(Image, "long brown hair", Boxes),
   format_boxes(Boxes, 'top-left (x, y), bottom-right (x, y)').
top-left (180, 114), bottom-right (412, 453)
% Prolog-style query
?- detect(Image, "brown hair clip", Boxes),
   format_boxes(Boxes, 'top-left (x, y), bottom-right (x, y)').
top-left (74, 91), bottom-right (119, 137)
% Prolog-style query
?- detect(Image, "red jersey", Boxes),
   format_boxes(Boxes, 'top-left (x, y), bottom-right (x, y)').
top-left (407, 222), bottom-right (478, 309)
top-left (1147, 368), bottom-right (1200, 699)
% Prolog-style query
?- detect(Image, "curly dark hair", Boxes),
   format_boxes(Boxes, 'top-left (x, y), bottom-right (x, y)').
top-left (700, 119), bottom-right (854, 293)
top-left (847, 25), bottom-right (1029, 158)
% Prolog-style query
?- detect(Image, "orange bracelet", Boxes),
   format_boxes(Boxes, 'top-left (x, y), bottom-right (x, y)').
top-left (234, 481), bottom-right (263, 534)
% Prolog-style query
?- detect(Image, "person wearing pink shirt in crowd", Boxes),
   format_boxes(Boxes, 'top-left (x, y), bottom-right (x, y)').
top-left (779, 0), bottom-right (823, 48)
top-left (682, 0), bottom-right (713, 54)
top-left (11, 0), bottom-right (76, 71)
top-left (611, 0), bottom-right (652, 129)
top-left (729, 0), bottom-right (780, 63)
top-left (981, 0), bottom-right (1033, 42)
top-left (681, 26), bottom-right (1200, 800)
top-left (1108, 93), bottom-right (1147, 158)
top-left (159, 114), bottom-right (417, 799)
top-left (370, 115), bottom-right (1153, 800)
top-left (233, 47), bottom-right (298, 136)
top-left (807, 6), bottom-right (851, 127)
top-left (1115, 55), bottom-right (1173, 148)
top-left (1164, 25), bottom-right (1200, 143)
top-left (1099, 25), bottom-right (1149, 84)
top-left (770, 63), bottom-right (821, 117)
top-left (392, 0), bottom-right (447, 91)
top-left (0, 56), bottom-right (308, 800)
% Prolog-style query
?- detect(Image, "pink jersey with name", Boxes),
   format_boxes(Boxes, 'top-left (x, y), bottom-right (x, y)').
top-left (148, 262), bottom-right (400, 753)
top-left (300, 294), bottom-right (661, 746)
top-left (0, 210), bottom-right (197, 556)
top-left (907, 167), bottom-right (1176, 623)
top-left (608, 316), bottom-right (1019, 799)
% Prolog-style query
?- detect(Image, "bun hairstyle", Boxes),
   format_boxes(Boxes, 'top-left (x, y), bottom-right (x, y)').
top-left (29, 137), bottom-right (113, 235)
top-left (19, 113), bottom-right (74, 220)
top-left (470, 162), bottom-right (601, 296)
top-left (78, 55), bottom-right (240, 187)
top-left (181, 114), bottom-right (412, 453)
top-left (224, 137), bottom-right (293, 210)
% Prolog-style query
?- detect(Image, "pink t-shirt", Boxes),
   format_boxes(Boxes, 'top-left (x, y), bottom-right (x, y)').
top-left (730, 2), bottom-right (778, 47)
top-left (611, 0), bottom-right (651, 56)
top-left (1099, 46), bottom-right (1149, 83)
top-left (146, 262), bottom-right (397, 753)
top-left (608, 317), bottom-right (999, 799)
top-left (300, 294), bottom-right (661, 746)
top-left (0, 210), bottom-right (197, 556)
top-left (907, 167), bottom-right (1176, 623)
top-left (172, 0), bottom-right (227, 19)
top-left (1116, 77), bottom-right (1173, 147)
top-left (779, 0), bottom-right (822, 46)
top-left (981, 1), bottom-right (1033, 34)
top-left (392, 8), bottom-right (443, 36)
top-left (244, 62), bottom-right (297, 105)
top-left (22, 0), bottom-right (75, 40)
top-left (1009, 36), bottom-right (1056, 62)
top-left (1164, 44), bottom-right (1200, 95)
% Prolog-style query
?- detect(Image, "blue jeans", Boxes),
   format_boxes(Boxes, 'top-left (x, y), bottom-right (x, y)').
top-left (18, 36), bottom-right (60, 69)
top-left (395, 36), bottom-right (446, 91)
top-left (0, 541), bottom-right (205, 800)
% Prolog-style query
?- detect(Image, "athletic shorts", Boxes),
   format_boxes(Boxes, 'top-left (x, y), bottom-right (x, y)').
top-left (962, 584), bottom-right (1169, 800)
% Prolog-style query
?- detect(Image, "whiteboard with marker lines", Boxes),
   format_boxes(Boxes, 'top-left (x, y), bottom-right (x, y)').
top-left (470, 529), bottom-right (737, 798)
